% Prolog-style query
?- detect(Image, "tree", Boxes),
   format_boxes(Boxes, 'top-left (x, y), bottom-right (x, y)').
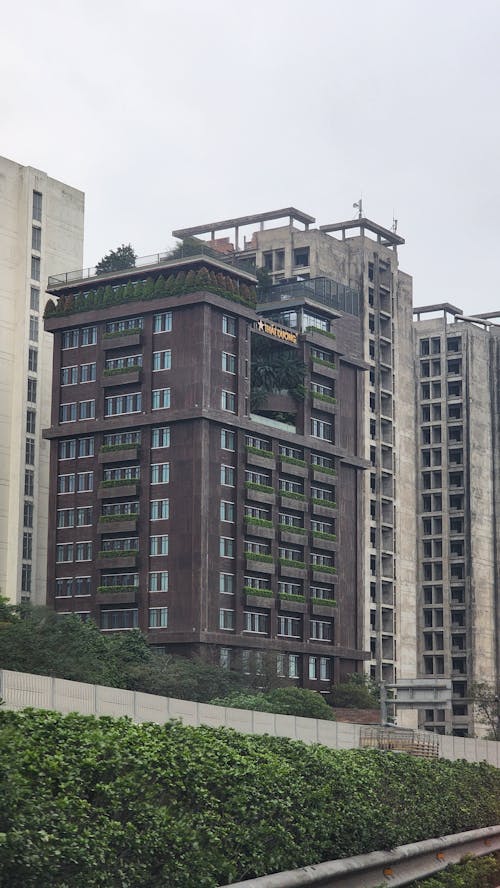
top-left (329, 674), bottom-right (380, 709)
top-left (470, 682), bottom-right (500, 740)
top-left (209, 687), bottom-right (336, 720)
top-left (95, 243), bottom-right (136, 275)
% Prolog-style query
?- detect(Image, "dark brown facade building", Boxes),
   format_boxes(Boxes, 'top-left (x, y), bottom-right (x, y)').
top-left (44, 249), bottom-right (369, 689)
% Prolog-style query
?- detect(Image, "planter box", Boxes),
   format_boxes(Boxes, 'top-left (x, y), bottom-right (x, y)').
top-left (101, 370), bottom-right (141, 387)
top-left (96, 589), bottom-right (137, 605)
top-left (278, 564), bottom-right (306, 580)
top-left (279, 530), bottom-right (306, 545)
top-left (96, 554), bottom-right (137, 570)
top-left (312, 569), bottom-right (337, 583)
top-left (312, 467), bottom-right (337, 484)
top-left (246, 451), bottom-right (276, 470)
top-left (311, 533), bottom-right (336, 550)
top-left (97, 518), bottom-right (138, 534)
top-left (311, 601), bottom-right (337, 616)
top-left (245, 593), bottom-right (274, 609)
top-left (312, 396), bottom-right (336, 413)
top-left (245, 557), bottom-right (275, 575)
top-left (246, 488), bottom-right (276, 505)
top-left (311, 360), bottom-right (336, 380)
top-left (244, 523), bottom-right (274, 540)
top-left (98, 446), bottom-right (139, 464)
top-left (98, 483), bottom-right (139, 499)
top-left (102, 332), bottom-right (141, 350)
top-left (279, 459), bottom-right (308, 477)
top-left (311, 502), bottom-right (336, 517)
top-left (279, 495), bottom-right (306, 511)
top-left (278, 598), bottom-right (306, 614)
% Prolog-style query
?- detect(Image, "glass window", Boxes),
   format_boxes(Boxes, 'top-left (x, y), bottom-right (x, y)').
top-left (31, 256), bottom-right (40, 281)
top-left (24, 470), bottom-right (34, 497)
top-left (151, 463), bottom-right (169, 484)
top-left (32, 190), bottom-right (42, 221)
top-left (77, 471), bottom-right (93, 492)
top-left (75, 577), bottom-right (91, 596)
top-left (310, 619), bottom-right (332, 641)
top-left (277, 616), bottom-right (301, 638)
top-left (80, 326), bottom-right (97, 346)
top-left (151, 426), bottom-right (170, 448)
top-left (149, 571), bottom-right (169, 592)
top-left (152, 388), bottom-right (170, 410)
top-left (32, 226), bottom-right (41, 251)
top-left (25, 438), bottom-right (35, 465)
top-left (153, 311), bottom-right (172, 333)
top-left (221, 465), bottom-right (235, 486)
top-left (78, 437), bottom-right (94, 458)
top-left (150, 499), bottom-right (169, 520)
top-left (30, 287), bottom-right (40, 311)
top-left (28, 347), bottom-right (38, 372)
top-left (222, 315), bottom-right (236, 336)
top-left (75, 542), bottom-right (92, 561)
top-left (29, 316), bottom-right (39, 341)
top-left (61, 366), bottom-right (78, 386)
top-left (26, 410), bottom-right (36, 434)
top-left (153, 350), bottom-right (171, 371)
top-left (22, 531), bottom-right (32, 560)
top-left (149, 607), bottom-right (168, 628)
top-left (24, 502), bottom-right (33, 527)
top-left (221, 391), bottom-right (236, 413)
top-left (220, 537), bottom-right (235, 557)
top-left (79, 400), bottom-right (95, 420)
top-left (150, 535), bottom-right (169, 556)
top-left (80, 363), bottom-right (96, 382)
top-left (104, 393), bottom-right (142, 416)
top-left (219, 609), bottom-right (235, 630)
top-left (76, 507), bottom-right (92, 526)
top-left (58, 473), bottom-right (75, 494)
top-left (105, 317), bottom-right (143, 334)
top-left (311, 417), bottom-right (333, 441)
top-left (221, 429), bottom-right (235, 450)
top-left (243, 611), bottom-right (268, 634)
top-left (56, 543), bottom-right (74, 563)
top-left (60, 403), bottom-right (77, 423)
top-left (220, 501), bottom-right (235, 522)
top-left (219, 573), bottom-right (234, 595)
top-left (62, 330), bottom-right (79, 349)
top-left (222, 352), bottom-right (237, 374)
top-left (100, 609), bottom-right (139, 630)
top-left (27, 378), bottom-right (37, 403)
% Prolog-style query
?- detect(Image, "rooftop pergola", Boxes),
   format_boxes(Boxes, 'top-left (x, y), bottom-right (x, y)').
top-left (319, 217), bottom-right (405, 247)
top-left (172, 207), bottom-right (316, 250)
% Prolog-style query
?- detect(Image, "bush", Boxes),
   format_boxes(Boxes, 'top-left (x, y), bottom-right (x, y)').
top-left (209, 687), bottom-right (336, 721)
top-left (1, 711), bottom-right (500, 887)
top-left (409, 854), bottom-right (500, 887)
top-left (329, 674), bottom-right (379, 709)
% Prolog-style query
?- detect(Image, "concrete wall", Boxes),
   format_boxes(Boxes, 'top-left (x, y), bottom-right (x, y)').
top-left (2, 669), bottom-right (500, 767)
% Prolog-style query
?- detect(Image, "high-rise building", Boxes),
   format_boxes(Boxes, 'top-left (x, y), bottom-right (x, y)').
top-left (43, 246), bottom-right (370, 688)
top-left (173, 210), bottom-right (416, 688)
top-left (0, 156), bottom-right (84, 604)
top-left (413, 303), bottom-right (500, 736)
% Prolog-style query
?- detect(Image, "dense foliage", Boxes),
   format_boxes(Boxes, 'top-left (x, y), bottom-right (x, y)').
top-left (328, 673), bottom-right (380, 708)
top-left (1, 710), bottom-right (500, 887)
top-left (409, 854), bottom-right (500, 887)
top-left (95, 243), bottom-right (137, 274)
top-left (209, 687), bottom-right (336, 720)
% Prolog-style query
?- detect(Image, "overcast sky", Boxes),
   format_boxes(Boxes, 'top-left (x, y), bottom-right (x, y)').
top-left (2, 0), bottom-right (500, 314)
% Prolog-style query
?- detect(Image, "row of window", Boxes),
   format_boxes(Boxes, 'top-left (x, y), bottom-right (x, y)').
top-left (219, 648), bottom-right (331, 681)
top-left (56, 534), bottom-right (169, 563)
top-left (219, 608), bottom-right (332, 640)
top-left (57, 463), bottom-right (169, 492)
top-left (57, 427), bottom-right (170, 461)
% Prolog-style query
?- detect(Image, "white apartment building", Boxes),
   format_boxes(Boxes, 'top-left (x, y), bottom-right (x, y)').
top-left (0, 156), bottom-right (84, 603)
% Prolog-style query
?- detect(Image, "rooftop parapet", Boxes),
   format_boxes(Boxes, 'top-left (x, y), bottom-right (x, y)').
top-left (258, 276), bottom-right (361, 317)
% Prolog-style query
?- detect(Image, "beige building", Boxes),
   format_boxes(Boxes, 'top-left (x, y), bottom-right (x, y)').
top-left (173, 209), bottom-right (417, 693)
top-left (413, 305), bottom-right (500, 736)
top-left (0, 156), bottom-right (84, 603)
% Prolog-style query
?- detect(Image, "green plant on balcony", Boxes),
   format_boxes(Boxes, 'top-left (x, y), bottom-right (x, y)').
top-left (98, 514), bottom-right (138, 523)
top-left (312, 497), bottom-right (336, 509)
top-left (311, 391), bottom-right (337, 404)
top-left (244, 516), bottom-right (273, 528)
top-left (278, 558), bottom-right (305, 569)
top-left (244, 481), bottom-right (274, 494)
top-left (280, 491), bottom-right (305, 501)
top-left (100, 443), bottom-right (139, 453)
top-left (312, 564), bottom-right (336, 574)
top-left (245, 445), bottom-right (274, 459)
top-left (245, 552), bottom-right (273, 563)
top-left (98, 549), bottom-right (138, 559)
top-left (279, 592), bottom-right (305, 603)
top-left (100, 479), bottom-right (137, 489)
top-left (103, 365), bottom-right (141, 377)
top-left (280, 455), bottom-right (306, 467)
top-left (243, 586), bottom-right (273, 598)
top-left (312, 464), bottom-right (336, 476)
top-left (311, 597), bottom-right (337, 607)
top-left (96, 585), bottom-right (138, 594)
top-left (103, 326), bottom-right (143, 339)
top-left (312, 531), bottom-right (336, 541)
top-left (305, 325), bottom-right (336, 340)
top-left (278, 524), bottom-right (305, 534)
top-left (312, 356), bottom-right (336, 371)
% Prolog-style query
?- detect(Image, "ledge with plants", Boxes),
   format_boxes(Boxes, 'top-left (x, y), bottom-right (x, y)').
top-left (305, 325), bottom-right (336, 340)
top-left (311, 391), bottom-right (337, 404)
top-left (100, 478), bottom-right (138, 488)
top-left (245, 445), bottom-right (274, 459)
top-left (312, 564), bottom-right (337, 574)
top-left (244, 516), bottom-right (273, 529)
top-left (100, 443), bottom-right (140, 453)
top-left (279, 558), bottom-right (306, 570)
top-left (311, 596), bottom-right (337, 608)
top-left (98, 514), bottom-right (138, 523)
top-left (44, 267), bottom-right (257, 319)
top-left (96, 585), bottom-right (138, 595)
top-left (280, 455), bottom-right (306, 467)
top-left (312, 497), bottom-right (336, 509)
top-left (312, 531), bottom-right (336, 541)
top-left (312, 356), bottom-right (336, 371)
top-left (98, 549), bottom-right (139, 559)
top-left (244, 552), bottom-right (274, 563)
top-left (245, 482), bottom-right (274, 494)
top-left (103, 327), bottom-right (143, 339)
top-left (279, 592), bottom-right (305, 603)
top-left (280, 491), bottom-right (305, 501)
top-left (102, 365), bottom-right (142, 376)
top-left (243, 587), bottom-right (274, 598)
top-left (312, 464), bottom-right (336, 476)
top-left (279, 524), bottom-right (306, 535)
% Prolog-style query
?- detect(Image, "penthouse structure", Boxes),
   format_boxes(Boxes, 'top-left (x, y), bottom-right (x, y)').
top-left (44, 245), bottom-right (369, 689)
top-left (413, 304), bottom-right (500, 736)
top-left (0, 156), bottom-right (84, 603)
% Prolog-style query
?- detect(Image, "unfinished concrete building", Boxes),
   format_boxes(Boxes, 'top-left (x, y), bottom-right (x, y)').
top-left (173, 209), bottom-right (417, 690)
top-left (413, 305), bottom-right (500, 736)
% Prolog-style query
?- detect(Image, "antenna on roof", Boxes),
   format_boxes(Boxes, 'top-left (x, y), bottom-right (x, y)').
top-left (392, 214), bottom-right (398, 233)
top-left (353, 198), bottom-right (363, 219)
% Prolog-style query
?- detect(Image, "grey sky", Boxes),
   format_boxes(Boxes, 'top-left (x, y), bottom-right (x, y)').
top-left (2, 0), bottom-right (500, 314)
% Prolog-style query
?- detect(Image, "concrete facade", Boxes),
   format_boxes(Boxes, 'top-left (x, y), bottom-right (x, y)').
top-left (413, 308), bottom-right (500, 736)
top-left (0, 156), bottom-right (84, 603)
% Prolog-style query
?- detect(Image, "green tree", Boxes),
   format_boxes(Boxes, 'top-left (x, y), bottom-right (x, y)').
top-left (210, 686), bottom-right (336, 720)
top-left (329, 673), bottom-right (380, 709)
top-left (95, 243), bottom-right (136, 275)
top-left (470, 682), bottom-right (500, 740)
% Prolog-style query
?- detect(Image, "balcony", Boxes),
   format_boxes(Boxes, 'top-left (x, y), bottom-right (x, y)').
top-left (245, 482), bottom-right (276, 505)
top-left (278, 558), bottom-right (306, 579)
top-left (311, 532), bottom-right (336, 550)
top-left (96, 586), bottom-right (138, 605)
top-left (311, 466), bottom-right (337, 485)
top-left (244, 589), bottom-right (274, 609)
top-left (98, 481), bottom-right (139, 499)
top-left (96, 550), bottom-right (138, 569)
top-left (311, 359), bottom-right (336, 380)
top-left (312, 394), bottom-right (336, 414)
top-left (311, 598), bottom-right (337, 616)
top-left (97, 516), bottom-right (138, 534)
top-left (98, 445), bottom-right (140, 464)
top-left (279, 527), bottom-right (306, 545)
top-left (244, 554), bottom-right (275, 574)
top-left (102, 330), bottom-right (142, 350)
top-left (243, 518), bottom-right (274, 540)
top-left (278, 457), bottom-right (308, 478)
top-left (279, 493), bottom-right (306, 511)
top-left (101, 368), bottom-right (142, 387)
top-left (311, 498), bottom-right (337, 517)
top-left (278, 595), bottom-right (306, 613)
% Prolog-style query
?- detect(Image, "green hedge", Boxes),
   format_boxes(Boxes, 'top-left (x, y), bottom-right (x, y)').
top-left (1, 709), bottom-right (500, 887)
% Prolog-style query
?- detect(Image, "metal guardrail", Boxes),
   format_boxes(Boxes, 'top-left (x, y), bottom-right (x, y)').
top-left (223, 824), bottom-right (500, 887)
top-left (257, 276), bottom-right (361, 317)
top-left (47, 244), bottom-right (257, 288)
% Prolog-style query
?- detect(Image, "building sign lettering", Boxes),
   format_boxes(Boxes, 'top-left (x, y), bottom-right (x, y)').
top-left (255, 318), bottom-right (297, 345)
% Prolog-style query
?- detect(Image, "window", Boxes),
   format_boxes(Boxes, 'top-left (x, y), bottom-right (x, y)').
top-left (153, 350), bottom-right (171, 371)
top-left (279, 443), bottom-right (304, 460)
top-left (245, 540), bottom-right (270, 556)
top-left (278, 546), bottom-right (302, 562)
top-left (222, 352), bottom-right (237, 374)
top-left (293, 246), bottom-right (310, 267)
top-left (76, 507), bottom-right (92, 526)
top-left (101, 537), bottom-right (139, 554)
top-left (151, 426), bottom-right (170, 448)
top-left (105, 317), bottom-right (143, 335)
top-left (244, 612), bottom-right (268, 634)
top-left (151, 462), bottom-right (170, 484)
top-left (77, 471), bottom-right (93, 492)
top-left (24, 470), bottom-right (34, 497)
top-left (58, 439), bottom-right (76, 460)
top-left (247, 469), bottom-right (271, 487)
top-left (104, 393), bottom-right (142, 416)
top-left (220, 537), bottom-right (235, 557)
top-left (311, 485), bottom-right (335, 503)
top-left (56, 543), bottom-right (73, 563)
top-left (79, 400), bottom-right (95, 420)
top-left (62, 330), bottom-right (79, 349)
top-left (277, 616), bottom-right (301, 638)
top-left (55, 578), bottom-right (73, 598)
top-left (219, 573), bottom-right (234, 595)
top-left (244, 575), bottom-right (270, 591)
top-left (101, 501), bottom-right (139, 518)
top-left (310, 619), bottom-right (332, 641)
top-left (75, 542), bottom-right (92, 561)
top-left (30, 287), bottom-right (40, 311)
top-left (26, 410), bottom-right (36, 434)
top-left (24, 502), bottom-right (33, 527)
top-left (80, 363), bottom-right (96, 382)
top-left (311, 418), bottom-right (333, 441)
top-left (25, 438), bottom-right (35, 465)
top-left (220, 501), bottom-right (235, 522)
top-left (103, 466), bottom-right (140, 482)
top-left (149, 571), bottom-right (169, 592)
top-left (149, 607), bottom-right (168, 628)
top-left (75, 577), bottom-right (91, 596)
top-left (27, 378), bottom-right (37, 403)
top-left (153, 311), bottom-right (172, 333)
top-left (57, 508), bottom-right (75, 528)
top-left (246, 434), bottom-right (272, 452)
top-left (289, 654), bottom-right (300, 679)
top-left (279, 511), bottom-right (303, 529)
top-left (221, 429), bottom-right (236, 451)
top-left (81, 326), bottom-right (97, 346)
top-left (100, 609), bottom-right (139, 630)
top-left (58, 473), bottom-right (75, 494)
top-left (309, 657), bottom-right (318, 680)
top-left (311, 552), bottom-right (334, 568)
top-left (101, 573), bottom-right (139, 589)
top-left (21, 564), bottom-right (31, 593)
top-left (32, 226), bottom-right (41, 251)
top-left (22, 531), bottom-right (32, 560)
top-left (103, 430), bottom-right (141, 448)
top-left (61, 366), bottom-right (78, 386)
top-left (311, 585), bottom-right (335, 601)
top-left (220, 648), bottom-right (231, 669)
top-left (31, 256), bottom-right (40, 281)
top-left (60, 403), bottom-right (77, 423)
top-left (219, 608), bottom-right (235, 630)
top-left (279, 478), bottom-right (303, 495)
top-left (151, 499), bottom-right (169, 520)
top-left (150, 535), bottom-right (169, 556)
top-left (152, 388), bottom-right (171, 410)
top-left (28, 347), bottom-right (38, 372)
top-left (222, 315), bottom-right (236, 336)
top-left (105, 354), bottom-right (143, 372)
top-left (29, 316), bottom-right (39, 341)
top-left (78, 437), bottom-right (94, 458)
top-left (221, 391), bottom-right (236, 412)
top-left (221, 465), bottom-right (235, 486)
top-left (32, 190), bottom-right (42, 221)
top-left (278, 581), bottom-right (302, 596)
